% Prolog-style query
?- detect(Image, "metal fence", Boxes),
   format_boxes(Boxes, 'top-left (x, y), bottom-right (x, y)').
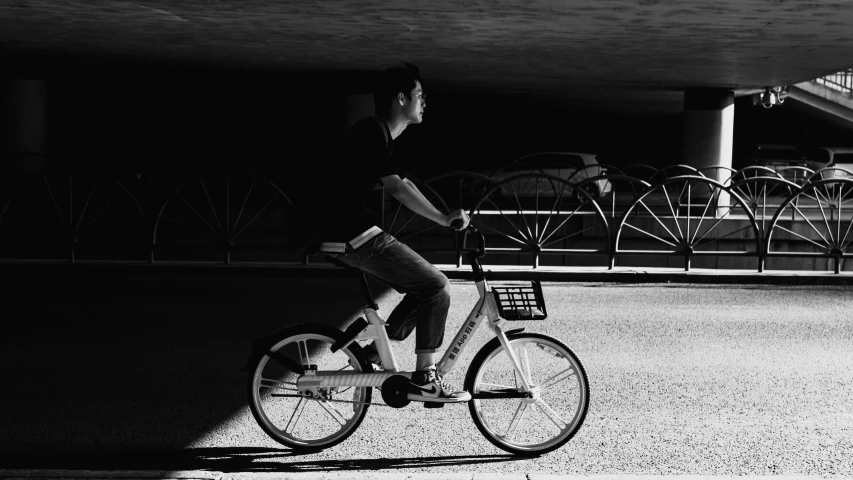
top-left (815, 68), bottom-right (853, 96)
top-left (2, 164), bottom-right (853, 273)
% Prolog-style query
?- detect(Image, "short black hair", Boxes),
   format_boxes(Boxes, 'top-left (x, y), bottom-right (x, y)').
top-left (373, 62), bottom-right (422, 117)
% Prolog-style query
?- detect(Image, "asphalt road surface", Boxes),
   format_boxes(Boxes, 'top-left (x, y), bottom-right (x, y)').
top-left (196, 282), bottom-right (853, 476)
top-left (2, 276), bottom-right (851, 477)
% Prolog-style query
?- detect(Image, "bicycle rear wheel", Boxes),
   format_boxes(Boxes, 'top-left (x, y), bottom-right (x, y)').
top-left (247, 324), bottom-right (373, 450)
top-left (465, 332), bottom-right (589, 456)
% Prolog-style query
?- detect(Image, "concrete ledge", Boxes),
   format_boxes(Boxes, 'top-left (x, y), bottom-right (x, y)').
top-left (437, 265), bottom-right (853, 285)
top-left (2, 260), bottom-right (852, 285)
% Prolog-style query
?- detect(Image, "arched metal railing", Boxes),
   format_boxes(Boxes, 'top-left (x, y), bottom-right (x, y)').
top-left (2, 163), bottom-right (852, 273)
top-left (466, 173), bottom-right (610, 268)
top-left (765, 178), bottom-right (853, 273)
top-left (152, 169), bottom-right (293, 264)
top-left (613, 175), bottom-right (761, 271)
top-left (0, 172), bottom-right (147, 262)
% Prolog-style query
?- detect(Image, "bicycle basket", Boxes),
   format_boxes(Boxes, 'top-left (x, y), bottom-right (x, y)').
top-left (491, 281), bottom-right (547, 320)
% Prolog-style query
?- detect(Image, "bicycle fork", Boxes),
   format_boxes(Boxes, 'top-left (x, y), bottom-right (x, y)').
top-left (437, 281), bottom-right (536, 395)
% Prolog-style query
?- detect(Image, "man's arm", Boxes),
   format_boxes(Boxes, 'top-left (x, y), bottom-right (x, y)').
top-left (381, 175), bottom-right (469, 228)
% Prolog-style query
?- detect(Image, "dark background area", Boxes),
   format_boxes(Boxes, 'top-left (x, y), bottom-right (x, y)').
top-left (8, 59), bottom-right (852, 189)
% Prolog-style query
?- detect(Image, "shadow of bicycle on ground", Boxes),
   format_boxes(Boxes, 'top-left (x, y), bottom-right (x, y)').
top-left (4, 447), bottom-right (520, 473)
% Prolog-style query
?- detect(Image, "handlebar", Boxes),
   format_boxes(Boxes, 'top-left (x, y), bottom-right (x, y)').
top-left (449, 220), bottom-right (486, 260)
top-left (448, 219), bottom-right (487, 279)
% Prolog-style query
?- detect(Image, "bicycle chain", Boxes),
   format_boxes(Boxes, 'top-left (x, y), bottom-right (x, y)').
top-left (309, 389), bottom-right (389, 407)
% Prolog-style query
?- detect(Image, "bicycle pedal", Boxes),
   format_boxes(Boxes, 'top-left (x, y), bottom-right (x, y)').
top-left (423, 402), bottom-right (444, 409)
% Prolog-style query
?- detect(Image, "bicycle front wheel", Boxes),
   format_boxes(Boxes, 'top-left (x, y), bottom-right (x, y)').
top-left (465, 332), bottom-right (589, 456)
top-left (247, 324), bottom-right (373, 450)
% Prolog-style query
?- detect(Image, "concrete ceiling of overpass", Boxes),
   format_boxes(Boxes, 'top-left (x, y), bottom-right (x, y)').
top-left (3, 0), bottom-right (853, 114)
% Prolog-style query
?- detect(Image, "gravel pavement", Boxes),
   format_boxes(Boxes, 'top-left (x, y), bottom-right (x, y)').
top-left (187, 283), bottom-right (853, 477)
top-left (3, 280), bottom-right (851, 478)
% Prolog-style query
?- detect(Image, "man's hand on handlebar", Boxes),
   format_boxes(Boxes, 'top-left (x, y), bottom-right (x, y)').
top-left (446, 209), bottom-right (471, 231)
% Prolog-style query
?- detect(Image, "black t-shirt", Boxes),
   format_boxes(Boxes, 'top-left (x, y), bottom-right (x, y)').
top-left (308, 116), bottom-right (400, 243)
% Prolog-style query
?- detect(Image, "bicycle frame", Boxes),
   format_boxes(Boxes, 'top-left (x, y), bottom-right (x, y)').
top-left (295, 279), bottom-right (532, 394)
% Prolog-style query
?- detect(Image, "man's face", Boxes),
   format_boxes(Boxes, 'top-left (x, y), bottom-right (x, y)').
top-left (403, 80), bottom-right (425, 124)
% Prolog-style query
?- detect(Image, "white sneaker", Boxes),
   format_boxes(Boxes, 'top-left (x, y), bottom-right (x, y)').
top-left (407, 366), bottom-right (471, 403)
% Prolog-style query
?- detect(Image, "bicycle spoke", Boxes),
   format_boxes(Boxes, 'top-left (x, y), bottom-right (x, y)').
top-left (284, 398), bottom-right (308, 434)
top-left (299, 395), bottom-right (380, 407)
top-left (502, 401), bottom-right (529, 441)
top-left (316, 398), bottom-right (348, 426)
top-left (259, 378), bottom-right (298, 391)
top-left (541, 367), bottom-right (577, 389)
top-left (521, 346), bottom-right (532, 384)
top-left (260, 379), bottom-right (298, 391)
top-left (535, 399), bottom-right (568, 430)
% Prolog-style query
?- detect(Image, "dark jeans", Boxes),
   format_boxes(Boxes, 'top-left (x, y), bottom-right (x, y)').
top-left (333, 232), bottom-right (450, 354)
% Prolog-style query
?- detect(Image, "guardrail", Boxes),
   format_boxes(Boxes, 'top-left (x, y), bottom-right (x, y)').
top-left (815, 68), bottom-right (853, 96)
top-left (2, 164), bottom-right (852, 273)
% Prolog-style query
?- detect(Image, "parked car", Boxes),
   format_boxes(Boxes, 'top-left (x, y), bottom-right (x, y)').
top-left (737, 144), bottom-right (811, 183)
top-left (490, 152), bottom-right (613, 199)
top-left (805, 147), bottom-right (853, 180)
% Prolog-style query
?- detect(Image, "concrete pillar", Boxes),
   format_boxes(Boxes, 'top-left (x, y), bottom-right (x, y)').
top-left (682, 89), bottom-right (734, 183)
top-left (682, 89), bottom-right (734, 212)
top-left (3, 78), bottom-right (47, 174)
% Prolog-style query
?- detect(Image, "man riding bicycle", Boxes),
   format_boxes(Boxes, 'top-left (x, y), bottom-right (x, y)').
top-left (310, 63), bottom-right (471, 403)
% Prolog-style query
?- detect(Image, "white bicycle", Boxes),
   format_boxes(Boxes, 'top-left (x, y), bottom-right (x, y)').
top-left (246, 224), bottom-right (589, 456)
